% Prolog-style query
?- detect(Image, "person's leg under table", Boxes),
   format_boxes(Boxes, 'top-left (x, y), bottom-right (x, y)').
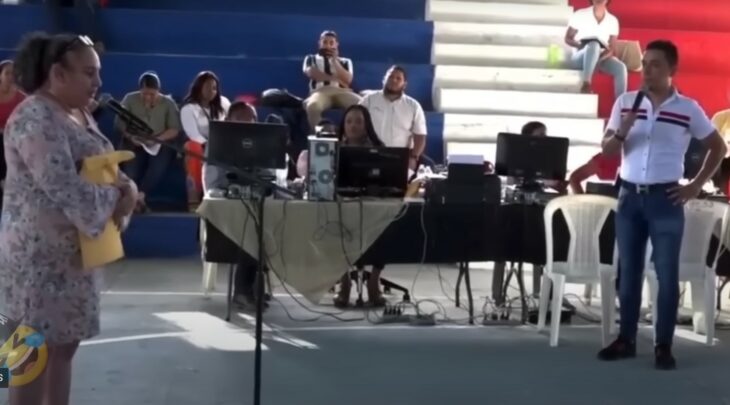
top-left (492, 261), bottom-right (507, 306)
top-left (599, 187), bottom-right (648, 360)
top-left (368, 263), bottom-right (386, 306)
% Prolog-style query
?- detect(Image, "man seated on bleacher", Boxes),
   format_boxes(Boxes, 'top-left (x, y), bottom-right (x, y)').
top-left (302, 30), bottom-right (361, 132)
top-left (359, 65), bottom-right (428, 171)
top-left (116, 71), bottom-right (181, 212)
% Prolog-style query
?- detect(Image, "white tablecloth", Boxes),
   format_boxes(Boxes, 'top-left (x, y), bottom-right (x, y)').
top-left (198, 198), bottom-right (406, 303)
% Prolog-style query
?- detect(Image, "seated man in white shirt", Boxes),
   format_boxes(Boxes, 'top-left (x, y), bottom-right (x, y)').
top-left (359, 65), bottom-right (427, 170)
top-left (565, 0), bottom-right (627, 98)
top-left (302, 30), bottom-right (360, 132)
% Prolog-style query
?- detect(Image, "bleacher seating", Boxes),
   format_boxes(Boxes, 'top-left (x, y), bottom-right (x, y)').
top-left (0, 0), bottom-right (726, 258)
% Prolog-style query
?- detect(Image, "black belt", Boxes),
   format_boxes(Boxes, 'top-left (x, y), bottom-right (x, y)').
top-left (619, 178), bottom-right (678, 194)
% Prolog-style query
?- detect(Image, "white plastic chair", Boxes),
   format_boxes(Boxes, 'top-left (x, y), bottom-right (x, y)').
top-left (646, 199), bottom-right (728, 345)
top-left (200, 218), bottom-right (218, 296)
top-left (537, 195), bottom-right (619, 347)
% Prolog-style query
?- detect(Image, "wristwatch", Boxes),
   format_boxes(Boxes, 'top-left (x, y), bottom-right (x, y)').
top-left (614, 131), bottom-right (626, 142)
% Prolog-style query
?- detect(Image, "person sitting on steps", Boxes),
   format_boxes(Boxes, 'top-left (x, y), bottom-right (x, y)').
top-left (565, 0), bottom-right (627, 99)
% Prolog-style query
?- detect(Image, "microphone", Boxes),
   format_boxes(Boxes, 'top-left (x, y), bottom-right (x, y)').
top-left (631, 90), bottom-right (645, 113)
top-left (98, 93), bottom-right (154, 136)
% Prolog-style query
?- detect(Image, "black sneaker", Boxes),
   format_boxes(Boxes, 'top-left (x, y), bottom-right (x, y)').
top-left (654, 344), bottom-right (676, 370)
top-left (598, 337), bottom-right (636, 361)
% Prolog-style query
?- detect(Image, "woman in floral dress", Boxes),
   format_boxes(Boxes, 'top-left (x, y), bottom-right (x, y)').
top-left (0, 33), bottom-right (137, 405)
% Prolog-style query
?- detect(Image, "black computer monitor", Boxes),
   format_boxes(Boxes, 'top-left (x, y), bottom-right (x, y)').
top-left (336, 146), bottom-right (410, 197)
top-left (495, 132), bottom-right (569, 181)
top-left (208, 121), bottom-right (289, 170)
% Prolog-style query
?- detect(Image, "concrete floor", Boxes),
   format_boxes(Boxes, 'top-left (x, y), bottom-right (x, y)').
top-left (3, 259), bottom-right (730, 405)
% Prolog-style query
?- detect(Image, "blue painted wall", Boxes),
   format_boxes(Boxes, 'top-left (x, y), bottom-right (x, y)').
top-left (106, 0), bottom-right (427, 20)
top-left (0, 6), bottom-right (433, 64)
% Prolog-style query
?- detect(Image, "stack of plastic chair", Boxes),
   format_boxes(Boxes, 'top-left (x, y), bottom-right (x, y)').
top-left (646, 199), bottom-right (729, 345)
top-left (538, 195), bottom-right (619, 347)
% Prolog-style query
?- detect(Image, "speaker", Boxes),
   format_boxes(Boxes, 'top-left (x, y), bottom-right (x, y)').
top-left (307, 136), bottom-right (338, 201)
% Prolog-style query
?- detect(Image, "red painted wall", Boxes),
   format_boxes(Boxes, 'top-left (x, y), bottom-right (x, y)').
top-left (568, 0), bottom-right (730, 118)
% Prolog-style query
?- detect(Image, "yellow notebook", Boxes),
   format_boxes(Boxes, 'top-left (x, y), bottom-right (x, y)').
top-left (78, 151), bottom-right (135, 270)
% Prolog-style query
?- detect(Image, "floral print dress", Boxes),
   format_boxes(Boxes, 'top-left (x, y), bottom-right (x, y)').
top-left (0, 95), bottom-right (121, 345)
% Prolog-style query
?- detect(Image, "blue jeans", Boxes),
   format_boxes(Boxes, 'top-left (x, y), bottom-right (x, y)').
top-left (616, 182), bottom-right (684, 346)
top-left (570, 42), bottom-right (628, 99)
top-left (122, 146), bottom-right (177, 196)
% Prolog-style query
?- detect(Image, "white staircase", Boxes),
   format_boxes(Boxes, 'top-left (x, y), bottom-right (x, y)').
top-left (428, 0), bottom-right (605, 170)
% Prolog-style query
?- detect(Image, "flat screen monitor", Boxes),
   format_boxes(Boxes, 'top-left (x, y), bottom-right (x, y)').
top-left (495, 132), bottom-right (569, 181)
top-left (336, 146), bottom-right (410, 197)
top-left (208, 121), bottom-right (289, 170)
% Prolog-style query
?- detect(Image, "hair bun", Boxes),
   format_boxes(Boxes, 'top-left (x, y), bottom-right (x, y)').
top-left (13, 31), bottom-right (53, 94)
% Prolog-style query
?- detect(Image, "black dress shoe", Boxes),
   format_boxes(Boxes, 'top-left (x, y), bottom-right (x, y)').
top-left (654, 344), bottom-right (677, 370)
top-left (598, 337), bottom-right (636, 361)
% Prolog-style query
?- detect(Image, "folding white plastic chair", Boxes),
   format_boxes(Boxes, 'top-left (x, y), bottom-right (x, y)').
top-left (200, 218), bottom-right (218, 296)
top-left (646, 199), bottom-right (729, 345)
top-left (537, 195), bottom-right (619, 347)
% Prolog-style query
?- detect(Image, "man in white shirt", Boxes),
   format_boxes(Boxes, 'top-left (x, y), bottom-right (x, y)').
top-left (359, 65), bottom-right (427, 170)
top-left (302, 30), bottom-right (360, 132)
top-left (597, 40), bottom-right (726, 370)
top-left (565, 0), bottom-right (627, 98)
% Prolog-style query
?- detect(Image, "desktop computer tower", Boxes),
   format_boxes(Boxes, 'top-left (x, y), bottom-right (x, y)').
top-left (306, 136), bottom-right (338, 201)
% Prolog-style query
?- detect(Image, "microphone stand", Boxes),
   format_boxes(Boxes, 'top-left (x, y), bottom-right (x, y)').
top-left (121, 122), bottom-right (292, 405)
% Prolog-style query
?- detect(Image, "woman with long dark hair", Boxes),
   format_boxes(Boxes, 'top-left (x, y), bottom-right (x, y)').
top-left (180, 71), bottom-right (230, 205)
top-left (0, 32), bottom-right (137, 405)
top-left (332, 105), bottom-right (388, 307)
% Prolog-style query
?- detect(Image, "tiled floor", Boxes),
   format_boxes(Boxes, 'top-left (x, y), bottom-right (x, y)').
top-left (3, 259), bottom-right (730, 405)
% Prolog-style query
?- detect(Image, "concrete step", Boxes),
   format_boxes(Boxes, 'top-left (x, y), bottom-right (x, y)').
top-left (432, 43), bottom-right (572, 69)
top-left (434, 65), bottom-right (582, 93)
top-left (434, 88), bottom-right (599, 118)
top-left (434, 21), bottom-right (567, 47)
top-left (441, 113), bottom-right (605, 145)
top-left (428, 0), bottom-right (573, 25)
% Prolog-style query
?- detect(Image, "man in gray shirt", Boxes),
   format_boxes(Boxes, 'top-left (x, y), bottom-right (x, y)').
top-left (115, 71), bottom-right (181, 211)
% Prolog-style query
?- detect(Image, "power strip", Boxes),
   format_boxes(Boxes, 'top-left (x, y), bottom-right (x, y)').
top-left (376, 312), bottom-right (437, 326)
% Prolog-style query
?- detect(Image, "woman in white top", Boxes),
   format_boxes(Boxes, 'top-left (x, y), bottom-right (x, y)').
top-left (180, 71), bottom-right (231, 203)
top-left (565, 0), bottom-right (627, 99)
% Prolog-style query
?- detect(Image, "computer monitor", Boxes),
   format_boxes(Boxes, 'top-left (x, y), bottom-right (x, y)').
top-left (495, 132), bottom-right (569, 181)
top-left (208, 121), bottom-right (289, 170)
top-left (336, 146), bottom-right (410, 197)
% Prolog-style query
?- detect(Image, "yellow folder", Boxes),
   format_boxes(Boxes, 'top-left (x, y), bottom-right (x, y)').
top-left (78, 150), bottom-right (135, 270)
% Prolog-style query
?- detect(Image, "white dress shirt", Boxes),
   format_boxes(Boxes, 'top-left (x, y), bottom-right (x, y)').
top-left (568, 7), bottom-right (619, 46)
top-left (606, 90), bottom-right (715, 184)
top-left (359, 90), bottom-right (427, 148)
top-left (180, 96), bottom-right (231, 144)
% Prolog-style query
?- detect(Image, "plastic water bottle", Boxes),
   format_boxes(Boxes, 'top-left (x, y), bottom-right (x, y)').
top-left (547, 44), bottom-right (564, 68)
